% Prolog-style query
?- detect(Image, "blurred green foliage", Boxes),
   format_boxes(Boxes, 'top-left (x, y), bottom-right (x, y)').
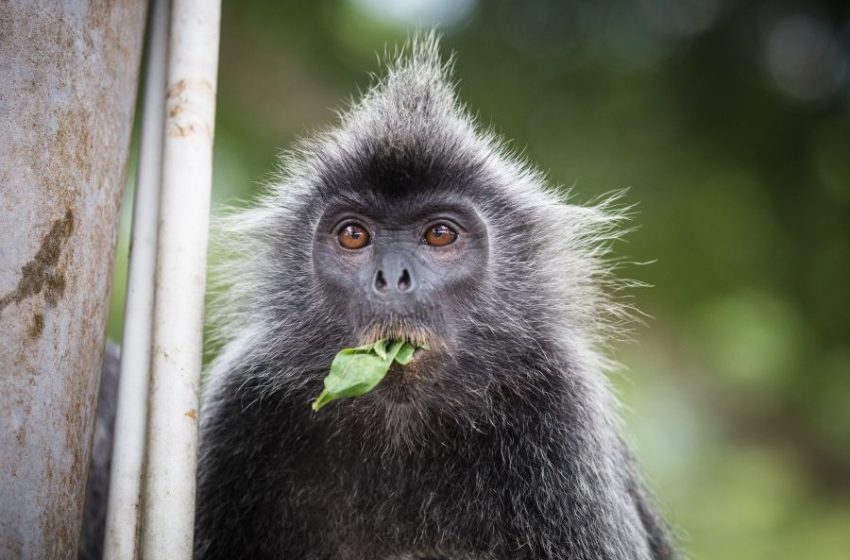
top-left (108, 0), bottom-right (850, 558)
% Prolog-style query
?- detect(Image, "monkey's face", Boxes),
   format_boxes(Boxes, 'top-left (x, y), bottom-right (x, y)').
top-left (311, 193), bottom-right (490, 385)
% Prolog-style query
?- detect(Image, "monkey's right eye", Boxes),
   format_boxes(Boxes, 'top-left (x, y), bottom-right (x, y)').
top-left (337, 223), bottom-right (371, 250)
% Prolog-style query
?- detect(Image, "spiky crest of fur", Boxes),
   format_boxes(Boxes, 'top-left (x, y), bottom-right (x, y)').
top-left (197, 33), bottom-right (677, 560)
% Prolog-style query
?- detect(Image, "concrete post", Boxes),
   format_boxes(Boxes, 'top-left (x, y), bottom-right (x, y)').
top-left (0, 1), bottom-right (146, 557)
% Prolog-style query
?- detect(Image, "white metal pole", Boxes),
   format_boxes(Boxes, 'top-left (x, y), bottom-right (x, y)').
top-left (103, 0), bottom-right (170, 557)
top-left (141, 0), bottom-right (221, 557)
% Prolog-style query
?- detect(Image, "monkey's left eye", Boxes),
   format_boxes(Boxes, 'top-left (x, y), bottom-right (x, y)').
top-left (337, 223), bottom-right (371, 250)
top-left (424, 223), bottom-right (458, 247)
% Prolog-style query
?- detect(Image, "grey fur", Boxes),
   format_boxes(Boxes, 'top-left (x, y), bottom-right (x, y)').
top-left (79, 342), bottom-right (120, 560)
top-left (195, 33), bottom-right (678, 560)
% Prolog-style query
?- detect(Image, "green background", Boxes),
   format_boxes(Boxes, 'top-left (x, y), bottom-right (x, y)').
top-left (108, 1), bottom-right (850, 558)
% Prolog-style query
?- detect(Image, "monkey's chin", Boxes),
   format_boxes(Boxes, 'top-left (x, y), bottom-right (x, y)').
top-left (375, 348), bottom-right (433, 404)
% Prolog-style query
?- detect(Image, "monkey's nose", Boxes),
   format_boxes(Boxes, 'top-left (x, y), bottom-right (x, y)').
top-left (373, 267), bottom-right (414, 294)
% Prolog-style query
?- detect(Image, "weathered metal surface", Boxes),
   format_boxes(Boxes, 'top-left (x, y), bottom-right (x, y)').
top-left (0, 1), bottom-right (146, 558)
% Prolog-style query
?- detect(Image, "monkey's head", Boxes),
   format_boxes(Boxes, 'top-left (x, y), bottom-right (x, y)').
top-left (213, 34), bottom-right (628, 419)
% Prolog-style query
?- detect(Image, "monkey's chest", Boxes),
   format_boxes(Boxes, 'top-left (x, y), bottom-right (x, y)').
top-left (281, 444), bottom-right (512, 559)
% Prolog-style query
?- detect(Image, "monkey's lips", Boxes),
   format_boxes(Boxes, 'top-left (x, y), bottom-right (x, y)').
top-left (403, 346), bottom-right (428, 363)
top-left (389, 343), bottom-right (428, 371)
top-left (355, 326), bottom-right (439, 396)
top-left (379, 347), bottom-right (437, 404)
top-left (358, 323), bottom-right (437, 359)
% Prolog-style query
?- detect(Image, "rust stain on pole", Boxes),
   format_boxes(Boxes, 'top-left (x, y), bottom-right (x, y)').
top-left (0, 1), bottom-right (147, 557)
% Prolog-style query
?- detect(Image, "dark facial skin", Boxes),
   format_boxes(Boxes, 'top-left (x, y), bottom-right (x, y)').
top-left (312, 199), bottom-right (489, 384)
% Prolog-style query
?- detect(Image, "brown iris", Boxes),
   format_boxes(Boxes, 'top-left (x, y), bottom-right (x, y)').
top-left (424, 223), bottom-right (458, 247)
top-left (337, 223), bottom-right (370, 249)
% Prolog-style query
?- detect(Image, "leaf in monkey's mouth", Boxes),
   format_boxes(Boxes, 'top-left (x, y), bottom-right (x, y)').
top-left (311, 339), bottom-right (423, 411)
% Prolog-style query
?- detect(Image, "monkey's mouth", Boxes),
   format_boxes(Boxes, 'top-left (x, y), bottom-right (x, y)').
top-left (353, 322), bottom-right (446, 404)
top-left (357, 321), bottom-right (437, 363)
top-left (405, 346), bottom-right (428, 364)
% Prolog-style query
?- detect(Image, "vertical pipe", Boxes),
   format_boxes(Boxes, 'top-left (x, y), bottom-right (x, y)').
top-left (141, 0), bottom-right (221, 557)
top-left (0, 1), bottom-right (146, 558)
top-left (103, 0), bottom-right (170, 558)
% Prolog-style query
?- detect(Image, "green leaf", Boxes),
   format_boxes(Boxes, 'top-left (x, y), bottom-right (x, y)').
top-left (310, 339), bottom-right (425, 411)
top-left (385, 339), bottom-right (404, 361)
top-left (310, 389), bottom-right (334, 412)
top-left (394, 342), bottom-right (416, 365)
top-left (372, 339), bottom-right (388, 360)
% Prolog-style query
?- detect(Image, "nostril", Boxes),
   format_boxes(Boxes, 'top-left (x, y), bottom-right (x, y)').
top-left (375, 270), bottom-right (387, 292)
top-left (398, 269), bottom-right (411, 292)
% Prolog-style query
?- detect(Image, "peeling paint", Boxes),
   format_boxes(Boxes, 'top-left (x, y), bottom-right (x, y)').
top-left (165, 78), bottom-right (215, 139)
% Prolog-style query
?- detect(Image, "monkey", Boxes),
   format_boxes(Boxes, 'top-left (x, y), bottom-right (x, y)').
top-left (193, 34), bottom-right (679, 560)
top-left (79, 342), bottom-right (120, 560)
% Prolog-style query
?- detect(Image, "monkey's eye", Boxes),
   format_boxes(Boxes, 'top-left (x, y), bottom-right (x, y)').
top-left (337, 222), bottom-right (370, 250)
top-left (424, 223), bottom-right (458, 247)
